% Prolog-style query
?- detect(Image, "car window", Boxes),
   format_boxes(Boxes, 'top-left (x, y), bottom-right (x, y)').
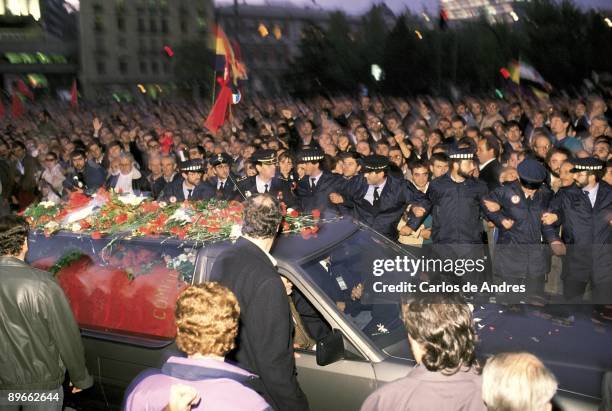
top-left (299, 227), bottom-right (412, 355)
top-left (27, 232), bottom-right (198, 340)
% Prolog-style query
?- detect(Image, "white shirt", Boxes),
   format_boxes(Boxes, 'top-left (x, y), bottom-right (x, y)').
top-left (255, 175), bottom-right (272, 193)
top-left (582, 183), bottom-right (599, 208)
top-left (364, 178), bottom-right (387, 205)
top-left (308, 171), bottom-right (323, 188)
top-left (182, 182), bottom-right (195, 200)
top-left (217, 179), bottom-right (227, 190)
top-left (116, 173), bottom-right (134, 194)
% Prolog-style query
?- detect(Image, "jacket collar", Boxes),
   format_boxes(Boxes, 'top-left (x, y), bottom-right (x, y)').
top-left (162, 356), bottom-right (257, 383)
top-left (0, 256), bottom-right (27, 267)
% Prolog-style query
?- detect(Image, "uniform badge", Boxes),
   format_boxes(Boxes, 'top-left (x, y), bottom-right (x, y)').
top-left (511, 195), bottom-right (520, 204)
top-left (245, 190), bottom-right (252, 198)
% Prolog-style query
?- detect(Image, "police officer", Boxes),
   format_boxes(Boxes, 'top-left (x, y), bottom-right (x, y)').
top-left (549, 157), bottom-right (612, 306)
top-left (158, 159), bottom-right (214, 202)
top-left (237, 149), bottom-right (297, 207)
top-left (206, 153), bottom-right (242, 201)
top-left (416, 147), bottom-right (489, 285)
top-left (295, 147), bottom-right (343, 212)
top-left (482, 159), bottom-right (559, 299)
top-left (329, 155), bottom-right (426, 240)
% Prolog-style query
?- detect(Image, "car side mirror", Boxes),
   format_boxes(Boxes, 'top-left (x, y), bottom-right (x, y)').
top-left (316, 329), bottom-right (345, 366)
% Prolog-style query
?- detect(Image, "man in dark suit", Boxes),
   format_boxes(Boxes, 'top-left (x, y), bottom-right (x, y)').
top-left (206, 153), bottom-right (243, 201)
top-left (329, 155), bottom-right (426, 240)
top-left (11, 141), bottom-right (39, 209)
top-left (158, 159), bottom-right (214, 202)
top-left (152, 155), bottom-right (182, 199)
top-left (237, 149), bottom-right (297, 207)
top-left (295, 147), bottom-right (342, 213)
top-left (476, 135), bottom-right (502, 191)
top-left (209, 194), bottom-right (309, 411)
top-left (63, 149), bottom-right (107, 195)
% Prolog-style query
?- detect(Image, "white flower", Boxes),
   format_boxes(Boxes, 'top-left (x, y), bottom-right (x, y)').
top-left (287, 208), bottom-right (295, 215)
top-left (44, 221), bottom-right (60, 232)
top-left (40, 201), bottom-right (55, 209)
top-left (168, 208), bottom-right (193, 223)
top-left (230, 224), bottom-right (242, 239)
top-left (178, 254), bottom-right (188, 262)
top-left (169, 196), bottom-right (177, 204)
top-left (70, 222), bottom-right (82, 232)
top-left (158, 201), bottom-right (168, 208)
top-left (117, 193), bottom-right (145, 206)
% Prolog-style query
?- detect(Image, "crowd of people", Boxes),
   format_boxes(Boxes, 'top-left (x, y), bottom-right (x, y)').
top-left (0, 91), bottom-right (611, 410)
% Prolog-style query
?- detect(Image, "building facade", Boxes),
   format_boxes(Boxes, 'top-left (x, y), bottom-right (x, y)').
top-left (216, 3), bottom-right (360, 95)
top-left (0, 0), bottom-right (77, 95)
top-left (78, 0), bottom-right (214, 100)
top-left (441, 0), bottom-right (526, 24)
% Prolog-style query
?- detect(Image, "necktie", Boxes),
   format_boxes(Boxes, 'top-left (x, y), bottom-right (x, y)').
top-left (264, 184), bottom-right (269, 193)
top-left (187, 189), bottom-right (193, 199)
top-left (373, 186), bottom-right (380, 204)
top-left (583, 190), bottom-right (592, 207)
top-left (311, 178), bottom-right (316, 189)
top-left (219, 182), bottom-right (224, 191)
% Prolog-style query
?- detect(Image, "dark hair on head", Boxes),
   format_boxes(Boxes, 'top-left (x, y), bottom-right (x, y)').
top-left (430, 152), bottom-right (450, 164)
top-left (0, 216), bottom-right (29, 256)
top-left (73, 140), bottom-right (87, 152)
top-left (338, 151), bottom-right (361, 161)
top-left (189, 145), bottom-right (205, 155)
top-left (481, 135), bottom-right (501, 158)
top-left (107, 140), bottom-right (122, 150)
top-left (545, 147), bottom-right (572, 164)
top-left (457, 137), bottom-right (476, 151)
top-left (12, 140), bottom-right (26, 150)
top-left (551, 110), bottom-right (570, 124)
top-left (402, 293), bottom-right (479, 375)
top-left (451, 115), bottom-right (466, 126)
top-left (409, 159), bottom-right (429, 172)
top-left (506, 120), bottom-right (521, 131)
top-left (241, 194), bottom-right (282, 239)
top-left (430, 129), bottom-right (444, 141)
top-left (500, 149), bottom-right (517, 165)
top-left (46, 151), bottom-right (58, 161)
top-left (374, 140), bottom-right (389, 149)
top-left (278, 151), bottom-right (295, 163)
top-left (70, 149), bottom-right (87, 159)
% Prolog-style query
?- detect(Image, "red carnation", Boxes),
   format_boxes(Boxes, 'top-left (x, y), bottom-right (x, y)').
top-left (116, 214), bottom-right (128, 224)
top-left (289, 209), bottom-right (299, 218)
top-left (311, 209), bottom-right (321, 219)
top-left (282, 222), bottom-right (291, 232)
top-left (91, 231), bottom-right (102, 240)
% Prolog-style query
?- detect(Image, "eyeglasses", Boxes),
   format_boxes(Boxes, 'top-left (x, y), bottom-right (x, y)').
top-left (45, 158), bottom-right (55, 162)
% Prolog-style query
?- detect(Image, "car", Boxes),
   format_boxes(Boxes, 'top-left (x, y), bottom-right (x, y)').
top-left (26, 217), bottom-right (610, 410)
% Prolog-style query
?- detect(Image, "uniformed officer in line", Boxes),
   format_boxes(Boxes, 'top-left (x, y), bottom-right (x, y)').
top-left (295, 147), bottom-right (343, 213)
top-left (158, 159), bottom-right (214, 202)
top-left (205, 152), bottom-right (243, 201)
top-left (548, 157), bottom-right (612, 307)
top-left (237, 149), bottom-right (297, 207)
top-left (329, 154), bottom-right (427, 240)
top-left (482, 159), bottom-right (559, 300)
top-left (414, 147), bottom-right (490, 285)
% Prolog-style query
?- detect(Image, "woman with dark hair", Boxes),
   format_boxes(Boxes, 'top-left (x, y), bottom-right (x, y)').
top-left (361, 294), bottom-right (486, 411)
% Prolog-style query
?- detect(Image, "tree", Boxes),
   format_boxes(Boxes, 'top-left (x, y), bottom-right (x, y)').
top-left (173, 39), bottom-right (215, 100)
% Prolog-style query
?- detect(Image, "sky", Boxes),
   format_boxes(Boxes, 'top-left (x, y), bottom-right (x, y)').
top-left (214, 0), bottom-right (611, 15)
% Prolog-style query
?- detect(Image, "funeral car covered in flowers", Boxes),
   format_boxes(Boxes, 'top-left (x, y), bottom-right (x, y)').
top-left (23, 191), bottom-right (610, 410)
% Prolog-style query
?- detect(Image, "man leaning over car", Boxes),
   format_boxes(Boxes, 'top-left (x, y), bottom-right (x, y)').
top-left (0, 216), bottom-right (93, 411)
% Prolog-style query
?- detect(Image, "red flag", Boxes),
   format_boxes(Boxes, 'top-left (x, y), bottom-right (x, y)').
top-left (70, 79), bottom-right (78, 109)
top-left (204, 77), bottom-right (232, 133)
top-left (16, 79), bottom-right (34, 101)
top-left (0, 98), bottom-right (4, 120)
top-left (11, 92), bottom-right (25, 118)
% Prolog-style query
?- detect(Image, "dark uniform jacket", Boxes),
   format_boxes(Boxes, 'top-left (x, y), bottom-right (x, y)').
top-left (484, 181), bottom-right (557, 278)
top-left (296, 171), bottom-right (342, 213)
top-left (205, 176), bottom-right (242, 201)
top-left (549, 182), bottom-right (612, 283)
top-left (210, 238), bottom-right (309, 411)
top-left (152, 173), bottom-right (182, 200)
top-left (158, 179), bottom-right (213, 202)
top-left (478, 159), bottom-right (502, 192)
top-left (339, 174), bottom-right (426, 240)
top-left (425, 174), bottom-right (489, 245)
top-left (63, 161), bottom-right (107, 194)
top-left (0, 256), bottom-right (93, 391)
top-left (238, 176), bottom-right (297, 208)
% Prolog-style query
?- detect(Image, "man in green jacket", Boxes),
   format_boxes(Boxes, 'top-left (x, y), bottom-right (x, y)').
top-left (0, 216), bottom-right (93, 410)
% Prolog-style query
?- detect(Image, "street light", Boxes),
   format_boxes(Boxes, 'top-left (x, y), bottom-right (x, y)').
top-left (605, 17), bottom-right (612, 28)
top-left (415, 30), bottom-right (423, 40)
